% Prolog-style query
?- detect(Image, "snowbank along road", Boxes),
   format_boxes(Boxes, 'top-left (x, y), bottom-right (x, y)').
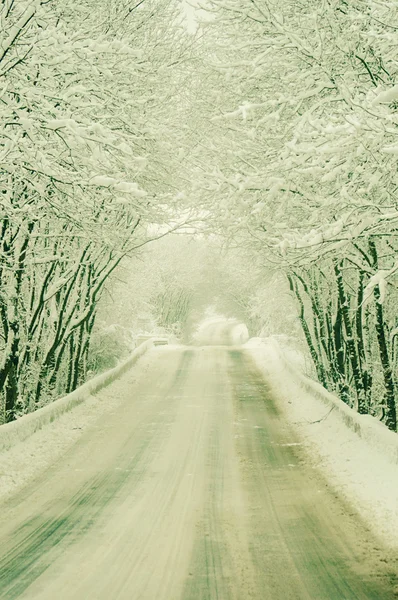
top-left (0, 330), bottom-right (397, 598)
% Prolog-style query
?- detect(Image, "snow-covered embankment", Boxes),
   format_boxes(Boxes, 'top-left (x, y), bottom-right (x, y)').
top-left (0, 339), bottom-right (155, 454)
top-left (246, 337), bottom-right (398, 550)
top-left (0, 339), bottom-right (160, 502)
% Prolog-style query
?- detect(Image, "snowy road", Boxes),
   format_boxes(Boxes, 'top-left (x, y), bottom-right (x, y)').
top-left (0, 345), bottom-right (396, 599)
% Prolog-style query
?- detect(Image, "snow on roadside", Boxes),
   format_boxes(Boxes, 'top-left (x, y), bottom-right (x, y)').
top-left (230, 323), bottom-right (249, 345)
top-left (192, 314), bottom-right (249, 345)
top-left (0, 350), bottom-right (157, 504)
top-left (191, 314), bottom-right (231, 341)
top-left (246, 337), bottom-right (398, 550)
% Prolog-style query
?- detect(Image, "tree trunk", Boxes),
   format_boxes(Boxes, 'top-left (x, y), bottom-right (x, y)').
top-left (368, 239), bottom-right (397, 431)
top-left (287, 274), bottom-right (328, 388)
top-left (332, 296), bottom-right (350, 405)
top-left (355, 270), bottom-right (372, 407)
top-left (334, 260), bottom-right (367, 414)
top-left (3, 223), bottom-right (34, 421)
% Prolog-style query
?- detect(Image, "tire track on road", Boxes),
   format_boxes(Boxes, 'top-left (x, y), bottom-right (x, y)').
top-left (228, 349), bottom-right (398, 599)
top-left (2, 345), bottom-right (396, 600)
top-left (182, 350), bottom-right (258, 600)
top-left (0, 350), bottom-right (194, 600)
top-left (61, 347), bottom-right (225, 600)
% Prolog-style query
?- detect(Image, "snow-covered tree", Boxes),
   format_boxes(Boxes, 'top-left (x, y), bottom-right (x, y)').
top-left (190, 0), bottom-right (398, 430)
top-left (0, 0), bottom-right (197, 421)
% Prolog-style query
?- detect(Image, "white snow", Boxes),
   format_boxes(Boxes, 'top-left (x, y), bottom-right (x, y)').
top-left (381, 144), bottom-right (398, 154)
top-left (2, 325), bottom-right (397, 553)
top-left (372, 85), bottom-right (398, 104)
top-left (364, 262), bottom-right (398, 305)
top-left (89, 176), bottom-right (147, 196)
top-left (0, 347), bottom-right (159, 503)
top-left (245, 337), bottom-right (398, 550)
top-left (230, 322), bottom-right (249, 344)
top-left (191, 315), bottom-right (249, 345)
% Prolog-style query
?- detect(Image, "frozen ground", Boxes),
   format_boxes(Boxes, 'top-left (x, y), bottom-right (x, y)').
top-left (0, 350), bottom-right (157, 503)
top-left (0, 343), bottom-right (397, 598)
top-left (246, 336), bottom-right (398, 551)
top-left (0, 324), bottom-right (397, 598)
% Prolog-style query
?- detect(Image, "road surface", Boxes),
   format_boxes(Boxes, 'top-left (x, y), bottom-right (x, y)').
top-left (0, 344), bottom-right (397, 599)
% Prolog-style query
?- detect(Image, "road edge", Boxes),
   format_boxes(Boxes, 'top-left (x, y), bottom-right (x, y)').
top-left (0, 339), bottom-right (156, 453)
